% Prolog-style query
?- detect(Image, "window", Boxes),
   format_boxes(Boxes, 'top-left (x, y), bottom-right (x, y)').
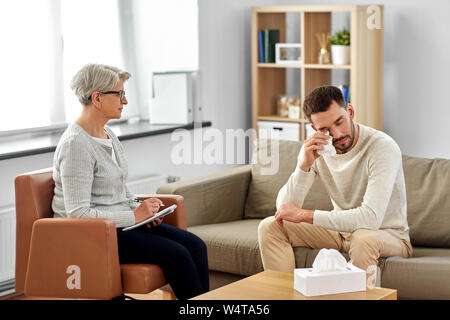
top-left (61, 0), bottom-right (134, 123)
top-left (0, 0), bottom-right (60, 131)
top-left (0, 0), bottom-right (198, 133)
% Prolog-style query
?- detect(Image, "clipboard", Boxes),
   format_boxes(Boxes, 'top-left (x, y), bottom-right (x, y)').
top-left (123, 204), bottom-right (177, 231)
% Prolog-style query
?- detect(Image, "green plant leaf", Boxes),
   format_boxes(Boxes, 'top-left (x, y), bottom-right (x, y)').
top-left (329, 29), bottom-right (350, 46)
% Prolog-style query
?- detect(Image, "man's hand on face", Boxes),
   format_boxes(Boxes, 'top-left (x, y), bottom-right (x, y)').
top-left (299, 131), bottom-right (330, 172)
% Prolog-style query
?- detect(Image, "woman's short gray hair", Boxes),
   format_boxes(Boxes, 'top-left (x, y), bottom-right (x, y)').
top-left (70, 63), bottom-right (131, 106)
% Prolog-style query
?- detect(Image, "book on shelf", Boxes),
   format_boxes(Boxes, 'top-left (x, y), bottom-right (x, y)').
top-left (258, 31), bottom-right (264, 63)
top-left (259, 29), bottom-right (279, 63)
top-left (338, 84), bottom-right (350, 103)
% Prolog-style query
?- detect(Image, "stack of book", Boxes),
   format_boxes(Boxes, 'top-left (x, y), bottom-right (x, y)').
top-left (338, 85), bottom-right (351, 103)
top-left (258, 29), bottom-right (280, 63)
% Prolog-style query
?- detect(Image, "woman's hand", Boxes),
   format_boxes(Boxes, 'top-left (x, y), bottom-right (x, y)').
top-left (147, 217), bottom-right (163, 228)
top-left (143, 197), bottom-right (164, 228)
top-left (133, 197), bottom-right (164, 224)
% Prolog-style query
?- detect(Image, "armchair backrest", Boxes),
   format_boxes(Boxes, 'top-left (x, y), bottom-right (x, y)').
top-left (14, 168), bottom-right (54, 292)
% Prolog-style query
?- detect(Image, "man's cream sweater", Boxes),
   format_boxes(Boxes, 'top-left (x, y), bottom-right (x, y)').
top-left (276, 123), bottom-right (410, 241)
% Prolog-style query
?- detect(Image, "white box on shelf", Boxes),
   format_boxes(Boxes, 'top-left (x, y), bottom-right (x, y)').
top-left (294, 263), bottom-right (366, 297)
top-left (257, 121), bottom-right (300, 142)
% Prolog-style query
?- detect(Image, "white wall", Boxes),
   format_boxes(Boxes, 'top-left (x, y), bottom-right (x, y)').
top-left (198, 0), bottom-right (275, 133)
top-left (199, 0), bottom-right (450, 159)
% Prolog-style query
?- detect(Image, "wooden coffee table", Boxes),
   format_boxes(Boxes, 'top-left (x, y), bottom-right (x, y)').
top-left (192, 270), bottom-right (397, 300)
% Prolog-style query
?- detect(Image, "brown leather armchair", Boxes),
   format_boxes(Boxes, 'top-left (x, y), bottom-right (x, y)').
top-left (14, 168), bottom-right (186, 299)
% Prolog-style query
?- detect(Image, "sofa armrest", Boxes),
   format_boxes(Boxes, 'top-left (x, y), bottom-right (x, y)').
top-left (156, 165), bottom-right (252, 227)
top-left (134, 194), bottom-right (187, 230)
top-left (24, 218), bottom-right (122, 299)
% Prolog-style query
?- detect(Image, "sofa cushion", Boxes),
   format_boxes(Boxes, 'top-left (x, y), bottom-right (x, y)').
top-left (379, 247), bottom-right (450, 299)
top-left (245, 139), bottom-right (333, 218)
top-left (188, 219), bottom-right (264, 276)
top-left (402, 155), bottom-right (450, 247)
top-left (158, 165), bottom-right (251, 227)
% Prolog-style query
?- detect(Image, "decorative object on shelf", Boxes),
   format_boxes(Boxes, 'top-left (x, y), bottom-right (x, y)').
top-left (316, 32), bottom-right (331, 64)
top-left (288, 105), bottom-right (301, 119)
top-left (329, 29), bottom-right (351, 65)
top-left (277, 95), bottom-right (301, 118)
top-left (275, 43), bottom-right (302, 65)
top-left (277, 95), bottom-right (289, 117)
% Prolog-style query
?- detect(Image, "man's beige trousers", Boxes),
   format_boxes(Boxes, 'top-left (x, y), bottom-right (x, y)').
top-left (258, 216), bottom-right (413, 287)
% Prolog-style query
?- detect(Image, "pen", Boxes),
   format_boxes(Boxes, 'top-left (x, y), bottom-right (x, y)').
top-left (133, 198), bottom-right (165, 206)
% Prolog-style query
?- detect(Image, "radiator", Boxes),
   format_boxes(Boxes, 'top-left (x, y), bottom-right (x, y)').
top-left (126, 174), bottom-right (169, 195)
top-left (0, 206), bottom-right (15, 284)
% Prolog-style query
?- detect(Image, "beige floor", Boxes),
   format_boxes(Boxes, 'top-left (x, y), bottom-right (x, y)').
top-left (1, 289), bottom-right (165, 300)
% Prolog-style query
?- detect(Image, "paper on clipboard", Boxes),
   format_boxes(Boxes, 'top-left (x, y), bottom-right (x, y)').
top-left (123, 204), bottom-right (177, 231)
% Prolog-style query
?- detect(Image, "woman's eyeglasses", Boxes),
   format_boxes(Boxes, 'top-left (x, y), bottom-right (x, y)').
top-left (100, 90), bottom-right (126, 101)
top-left (89, 90), bottom-right (126, 101)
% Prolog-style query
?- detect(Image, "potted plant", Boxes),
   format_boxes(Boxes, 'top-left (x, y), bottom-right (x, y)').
top-left (329, 29), bottom-right (350, 65)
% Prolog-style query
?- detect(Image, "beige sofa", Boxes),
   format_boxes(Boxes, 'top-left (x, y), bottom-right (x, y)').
top-left (157, 139), bottom-right (450, 299)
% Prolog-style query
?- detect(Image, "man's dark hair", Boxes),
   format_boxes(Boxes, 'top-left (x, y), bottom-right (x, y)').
top-left (303, 85), bottom-right (347, 121)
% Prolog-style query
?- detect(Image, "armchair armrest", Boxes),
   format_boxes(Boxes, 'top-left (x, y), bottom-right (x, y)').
top-left (156, 165), bottom-right (252, 227)
top-left (134, 194), bottom-right (187, 230)
top-left (24, 218), bottom-right (122, 299)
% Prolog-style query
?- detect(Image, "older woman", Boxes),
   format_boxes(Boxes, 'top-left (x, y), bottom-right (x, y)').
top-left (51, 63), bottom-right (209, 299)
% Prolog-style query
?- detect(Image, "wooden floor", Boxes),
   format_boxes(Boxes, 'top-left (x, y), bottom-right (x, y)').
top-left (1, 289), bottom-right (166, 300)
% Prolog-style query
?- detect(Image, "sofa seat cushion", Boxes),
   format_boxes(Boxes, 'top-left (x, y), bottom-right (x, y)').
top-left (188, 219), bottom-right (350, 276)
top-left (379, 247), bottom-right (450, 299)
top-left (188, 219), bottom-right (264, 276)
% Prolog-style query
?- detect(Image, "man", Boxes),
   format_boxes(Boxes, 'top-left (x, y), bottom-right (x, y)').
top-left (258, 85), bottom-right (412, 287)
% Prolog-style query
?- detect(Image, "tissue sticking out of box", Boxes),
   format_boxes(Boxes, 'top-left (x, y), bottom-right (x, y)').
top-left (311, 248), bottom-right (348, 273)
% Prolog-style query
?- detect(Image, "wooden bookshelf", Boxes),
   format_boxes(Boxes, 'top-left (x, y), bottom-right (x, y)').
top-left (252, 5), bottom-right (383, 141)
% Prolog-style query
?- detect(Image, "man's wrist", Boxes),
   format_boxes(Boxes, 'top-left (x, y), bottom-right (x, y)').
top-left (299, 163), bottom-right (311, 173)
top-left (299, 209), bottom-right (314, 224)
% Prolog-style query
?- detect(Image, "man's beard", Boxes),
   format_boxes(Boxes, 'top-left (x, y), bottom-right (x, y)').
top-left (333, 118), bottom-right (356, 153)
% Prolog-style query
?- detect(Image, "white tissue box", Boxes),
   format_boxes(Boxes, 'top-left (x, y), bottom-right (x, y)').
top-left (294, 264), bottom-right (366, 297)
